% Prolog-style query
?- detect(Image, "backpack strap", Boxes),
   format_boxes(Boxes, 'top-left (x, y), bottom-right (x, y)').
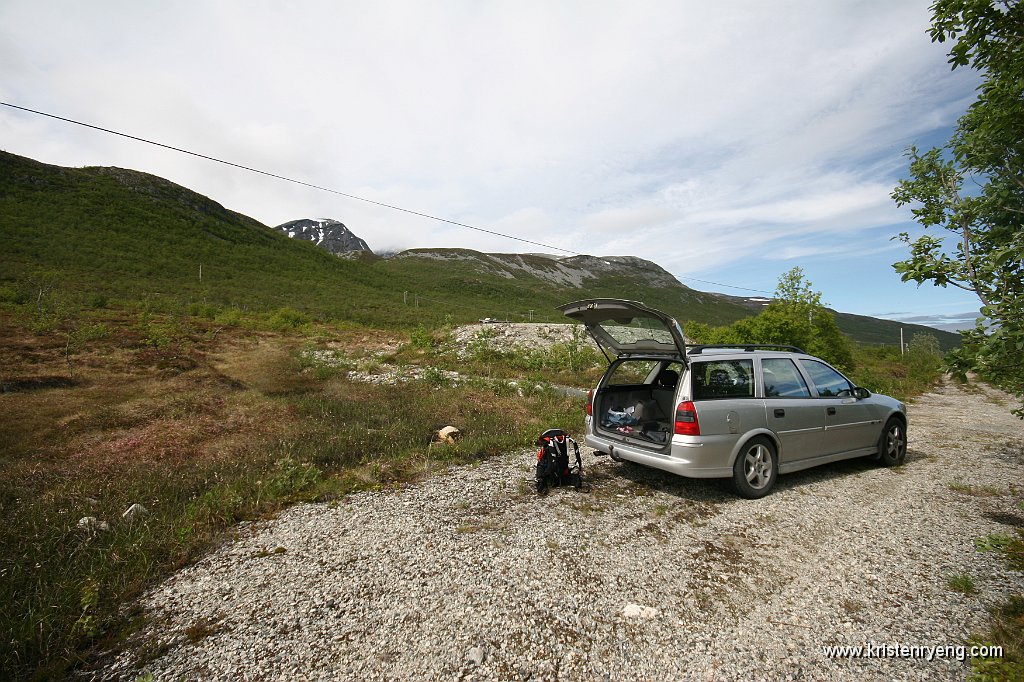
top-left (569, 436), bottom-right (582, 470)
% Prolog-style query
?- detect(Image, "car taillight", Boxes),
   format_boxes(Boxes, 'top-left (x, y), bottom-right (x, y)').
top-left (586, 389), bottom-right (593, 416)
top-left (674, 401), bottom-right (700, 436)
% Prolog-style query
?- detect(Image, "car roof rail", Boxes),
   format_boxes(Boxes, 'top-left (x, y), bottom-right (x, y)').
top-left (687, 344), bottom-right (806, 355)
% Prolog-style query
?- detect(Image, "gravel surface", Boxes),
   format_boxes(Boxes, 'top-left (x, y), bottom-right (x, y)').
top-left (100, 381), bottom-right (1023, 681)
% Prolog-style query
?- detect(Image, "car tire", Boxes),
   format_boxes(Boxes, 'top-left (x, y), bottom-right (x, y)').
top-left (732, 436), bottom-right (778, 499)
top-left (877, 417), bottom-right (907, 467)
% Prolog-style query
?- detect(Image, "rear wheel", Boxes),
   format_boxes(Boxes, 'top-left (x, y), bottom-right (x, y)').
top-left (878, 417), bottom-right (907, 467)
top-left (732, 437), bottom-right (777, 499)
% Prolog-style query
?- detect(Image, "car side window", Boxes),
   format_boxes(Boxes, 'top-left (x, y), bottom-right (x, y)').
top-left (800, 359), bottom-right (854, 397)
top-left (691, 359), bottom-right (754, 400)
top-left (761, 358), bottom-right (812, 398)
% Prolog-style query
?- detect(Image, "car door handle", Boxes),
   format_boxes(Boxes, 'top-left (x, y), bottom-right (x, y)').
top-left (774, 408), bottom-right (785, 418)
top-left (827, 407), bottom-right (837, 416)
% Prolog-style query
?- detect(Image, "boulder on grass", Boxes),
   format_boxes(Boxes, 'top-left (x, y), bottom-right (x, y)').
top-left (77, 516), bottom-right (110, 534)
top-left (435, 426), bottom-right (461, 445)
top-left (122, 503), bottom-right (149, 522)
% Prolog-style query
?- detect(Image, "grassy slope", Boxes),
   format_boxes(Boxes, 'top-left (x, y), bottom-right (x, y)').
top-left (374, 252), bottom-right (754, 328)
top-left (1, 151), bottom-right (955, 345)
top-left (0, 152), bottom-right (415, 326)
top-left (0, 151), bottom-right (747, 330)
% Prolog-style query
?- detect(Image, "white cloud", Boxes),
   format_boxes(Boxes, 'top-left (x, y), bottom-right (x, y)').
top-left (0, 0), bottom-right (981, 318)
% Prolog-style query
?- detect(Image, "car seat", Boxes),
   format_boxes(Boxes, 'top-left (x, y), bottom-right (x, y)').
top-left (656, 368), bottom-right (679, 389)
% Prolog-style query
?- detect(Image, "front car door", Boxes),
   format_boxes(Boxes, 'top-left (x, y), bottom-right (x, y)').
top-left (799, 359), bottom-right (880, 455)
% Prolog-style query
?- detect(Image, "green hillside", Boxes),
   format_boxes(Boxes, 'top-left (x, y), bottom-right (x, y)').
top-left (0, 151), bottom-right (752, 328)
top-left (832, 310), bottom-right (961, 351)
top-left (0, 150), bottom-right (959, 346)
top-left (0, 152), bottom-right (415, 326)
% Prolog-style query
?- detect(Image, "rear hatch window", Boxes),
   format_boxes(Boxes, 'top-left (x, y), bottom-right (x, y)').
top-left (558, 299), bottom-right (686, 358)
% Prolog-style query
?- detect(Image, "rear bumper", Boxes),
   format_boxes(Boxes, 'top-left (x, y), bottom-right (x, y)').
top-left (585, 432), bottom-right (733, 479)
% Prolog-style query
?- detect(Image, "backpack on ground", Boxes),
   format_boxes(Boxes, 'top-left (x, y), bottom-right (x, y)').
top-left (535, 428), bottom-right (582, 494)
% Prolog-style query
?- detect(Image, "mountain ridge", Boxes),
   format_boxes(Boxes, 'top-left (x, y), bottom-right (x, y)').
top-left (0, 150), bottom-right (959, 347)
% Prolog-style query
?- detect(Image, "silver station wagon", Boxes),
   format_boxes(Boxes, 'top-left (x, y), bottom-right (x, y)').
top-left (559, 299), bottom-right (908, 498)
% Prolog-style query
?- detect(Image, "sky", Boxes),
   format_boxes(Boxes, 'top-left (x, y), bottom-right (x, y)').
top-left (0, 1), bottom-right (985, 332)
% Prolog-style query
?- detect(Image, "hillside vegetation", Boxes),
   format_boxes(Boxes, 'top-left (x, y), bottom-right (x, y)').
top-left (0, 151), bottom-right (958, 347)
top-left (0, 152), bottom-right (746, 330)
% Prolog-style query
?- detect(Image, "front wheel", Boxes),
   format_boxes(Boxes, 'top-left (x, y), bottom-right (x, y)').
top-left (878, 417), bottom-right (907, 467)
top-left (732, 437), bottom-right (778, 499)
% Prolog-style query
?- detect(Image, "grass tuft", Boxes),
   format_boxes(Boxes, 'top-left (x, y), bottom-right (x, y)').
top-left (946, 573), bottom-right (976, 594)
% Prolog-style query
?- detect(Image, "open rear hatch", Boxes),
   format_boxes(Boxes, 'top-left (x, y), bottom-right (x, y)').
top-left (558, 298), bottom-right (687, 361)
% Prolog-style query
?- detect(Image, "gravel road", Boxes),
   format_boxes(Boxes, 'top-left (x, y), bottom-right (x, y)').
top-left (101, 381), bottom-right (1024, 681)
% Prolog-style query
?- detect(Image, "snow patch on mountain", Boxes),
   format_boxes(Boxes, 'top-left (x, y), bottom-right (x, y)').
top-left (272, 219), bottom-right (372, 255)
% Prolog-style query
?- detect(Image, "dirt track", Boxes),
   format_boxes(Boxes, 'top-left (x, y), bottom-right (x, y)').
top-left (101, 381), bottom-right (1024, 681)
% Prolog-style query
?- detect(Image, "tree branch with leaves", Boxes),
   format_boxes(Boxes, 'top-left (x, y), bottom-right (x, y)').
top-left (892, 0), bottom-right (1024, 414)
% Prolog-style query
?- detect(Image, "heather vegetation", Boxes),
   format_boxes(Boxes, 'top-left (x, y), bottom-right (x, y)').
top-left (0, 283), bottom-right (956, 678)
top-left (0, 296), bottom-right (585, 678)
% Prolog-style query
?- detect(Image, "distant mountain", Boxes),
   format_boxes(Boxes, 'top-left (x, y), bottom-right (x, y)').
top-left (383, 248), bottom-right (752, 327)
top-left (273, 218), bottom-right (371, 255)
top-left (389, 250), bottom-right (682, 288)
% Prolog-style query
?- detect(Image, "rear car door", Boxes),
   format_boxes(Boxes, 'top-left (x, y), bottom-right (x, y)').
top-left (799, 359), bottom-right (880, 455)
top-left (760, 357), bottom-right (824, 463)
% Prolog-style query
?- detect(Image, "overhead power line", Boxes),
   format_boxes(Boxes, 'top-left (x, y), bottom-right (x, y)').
top-left (677, 276), bottom-right (773, 295)
top-left (0, 101), bottom-right (575, 254)
top-left (1, 100), bottom-right (775, 297)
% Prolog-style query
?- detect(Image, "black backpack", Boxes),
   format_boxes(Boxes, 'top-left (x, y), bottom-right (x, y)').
top-left (535, 428), bottom-right (582, 494)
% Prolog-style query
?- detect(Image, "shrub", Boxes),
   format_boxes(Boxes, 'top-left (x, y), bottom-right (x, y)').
top-left (268, 307), bottom-right (311, 331)
top-left (410, 324), bottom-right (434, 349)
top-left (214, 307), bottom-right (244, 327)
top-left (946, 573), bottom-right (976, 594)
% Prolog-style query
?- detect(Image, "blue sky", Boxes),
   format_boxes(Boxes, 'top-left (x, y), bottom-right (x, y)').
top-left (0, 1), bottom-right (983, 331)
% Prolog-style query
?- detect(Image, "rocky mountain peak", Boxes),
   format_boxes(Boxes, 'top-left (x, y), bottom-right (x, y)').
top-left (273, 218), bottom-right (372, 255)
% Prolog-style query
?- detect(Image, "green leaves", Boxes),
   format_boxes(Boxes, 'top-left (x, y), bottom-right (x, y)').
top-left (893, 0), bottom-right (1024, 415)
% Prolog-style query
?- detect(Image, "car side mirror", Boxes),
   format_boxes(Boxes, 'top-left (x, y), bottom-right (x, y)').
top-left (837, 387), bottom-right (871, 399)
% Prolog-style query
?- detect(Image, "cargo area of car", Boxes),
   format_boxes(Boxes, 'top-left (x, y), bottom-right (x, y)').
top-left (593, 384), bottom-right (675, 446)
